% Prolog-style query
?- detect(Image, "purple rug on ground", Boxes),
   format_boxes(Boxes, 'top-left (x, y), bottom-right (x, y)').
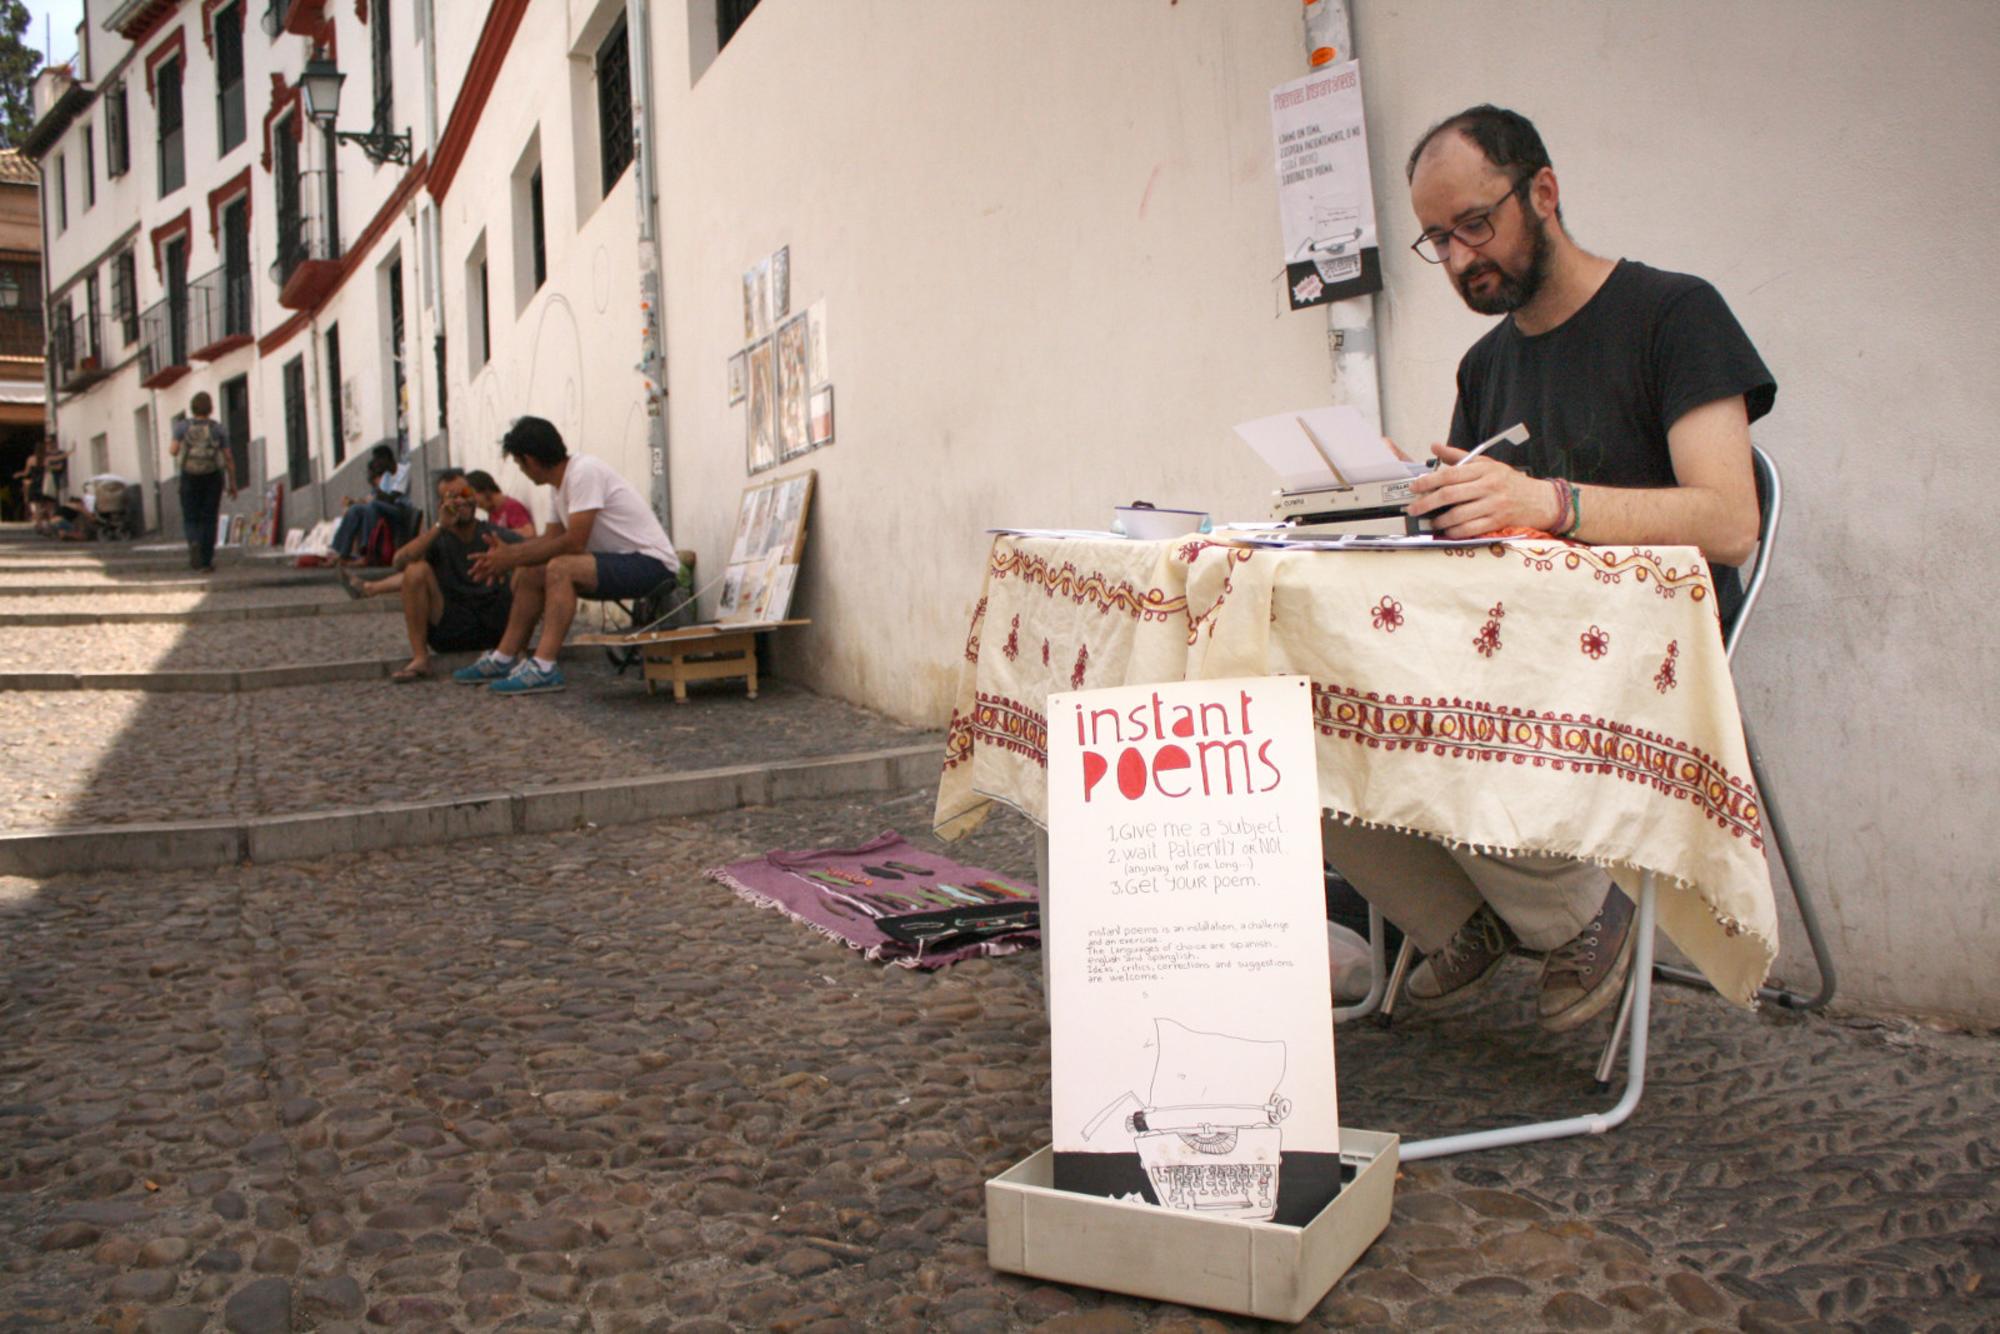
top-left (705, 830), bottom-right (1040, 970)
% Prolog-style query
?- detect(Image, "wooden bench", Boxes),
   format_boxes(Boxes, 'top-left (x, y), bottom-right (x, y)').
top-left (574, 620), bottom-right (809, 702)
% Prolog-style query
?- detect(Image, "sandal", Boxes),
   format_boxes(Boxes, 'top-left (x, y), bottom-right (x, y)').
top-left (390, 665), bottom-right (432, 684)
top-left (339, 568), bottom-right (366, 600)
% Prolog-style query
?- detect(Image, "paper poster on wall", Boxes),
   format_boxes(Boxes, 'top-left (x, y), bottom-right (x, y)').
top-left (805, 299), bottom-right (828, 386)
top-left (727, 350), bottom-right (747, 405)
top-left (1046, 675), bottom-right (1338, 1226)
top-left (1270, 61), bottom-right (1382, 311)
top-left (746, 336), bottom-right (778, 473)
top-left (808, 384), bottom-right (834, 448)
top-left (770, 246), bottom-right (790, 321)
top-left (775, 313), bottom-right (811, 461)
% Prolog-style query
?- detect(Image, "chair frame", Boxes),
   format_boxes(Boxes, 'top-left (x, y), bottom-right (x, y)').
top-left (1341, 444), bottom-right (1837, 1160)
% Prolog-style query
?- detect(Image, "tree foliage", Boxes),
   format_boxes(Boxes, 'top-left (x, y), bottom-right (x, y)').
top-left (0, 2), bottom-right (43, 150)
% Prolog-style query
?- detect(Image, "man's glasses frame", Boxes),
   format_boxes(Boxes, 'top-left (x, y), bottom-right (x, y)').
top-left (1410, 174), bottom-right (1533, 264)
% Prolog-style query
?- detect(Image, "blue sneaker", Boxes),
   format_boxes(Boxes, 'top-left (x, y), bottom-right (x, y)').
top-left (488, 660), bottom-right (565, 695)
top-left (452, 652), bottom-right (515, 685)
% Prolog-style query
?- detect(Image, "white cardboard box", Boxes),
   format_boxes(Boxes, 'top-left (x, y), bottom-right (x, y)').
top-left (985, 1128), bottom-right (1398, 1323)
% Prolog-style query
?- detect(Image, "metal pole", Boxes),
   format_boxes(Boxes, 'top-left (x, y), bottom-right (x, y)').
top-left (624, 0), bottom-right (673, 533)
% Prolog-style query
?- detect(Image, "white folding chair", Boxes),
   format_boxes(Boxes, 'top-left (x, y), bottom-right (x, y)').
top-left (1341, 445), bottom-right (1836, 1159)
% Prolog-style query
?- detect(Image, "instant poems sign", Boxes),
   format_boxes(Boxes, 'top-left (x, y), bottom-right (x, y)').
top-left (1046, 676), bottom-right (1339, 1226)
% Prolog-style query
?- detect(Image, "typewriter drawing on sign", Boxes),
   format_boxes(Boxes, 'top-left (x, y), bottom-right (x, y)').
top-left (1082, 1019), bottom-right (1293, 1222)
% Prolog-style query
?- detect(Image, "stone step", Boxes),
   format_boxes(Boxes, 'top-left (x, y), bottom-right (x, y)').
top-left (0, 645), bottom-right (603, 693)
top-left (0, 597), bottom-right (398, 627)
top-left (0, 744), bottom-right (940, 874)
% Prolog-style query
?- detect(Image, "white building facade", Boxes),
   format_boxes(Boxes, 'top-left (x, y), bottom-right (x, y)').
top-left (24, 0), bottom-right (2000, 1024)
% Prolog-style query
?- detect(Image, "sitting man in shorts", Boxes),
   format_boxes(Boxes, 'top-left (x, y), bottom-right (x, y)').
top-left (454, 416), bottom-right (677, 695)
top-left (383, 477), bottom-right (518, 682)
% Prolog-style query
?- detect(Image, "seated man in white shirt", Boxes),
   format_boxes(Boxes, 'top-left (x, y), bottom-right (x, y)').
top-left (454, 416), bottom-right (677, 695)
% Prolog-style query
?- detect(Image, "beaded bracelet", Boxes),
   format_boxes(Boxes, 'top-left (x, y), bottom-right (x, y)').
top-left (1547, 477), bottom-right (1571, 535)
top-left (1561, 482), bottom-right (1583, 538)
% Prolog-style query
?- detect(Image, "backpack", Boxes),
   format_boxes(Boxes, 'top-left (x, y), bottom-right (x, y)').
top-left (181, 419), bottom-right (224, 475)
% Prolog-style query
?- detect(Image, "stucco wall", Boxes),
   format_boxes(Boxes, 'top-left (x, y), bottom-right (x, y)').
top-left (653, 0), bottom-right (1331, 724)
top-left (1346, 0), bottom-right (1998, 1020)
top-left (650, 0), bottom-right (1998, 1020)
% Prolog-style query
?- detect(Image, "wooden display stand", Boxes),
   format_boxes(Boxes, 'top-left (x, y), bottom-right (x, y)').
top-left (576, 471), bottom-right (814, 702)
top-left (581, 619), bottom-right (809, 702)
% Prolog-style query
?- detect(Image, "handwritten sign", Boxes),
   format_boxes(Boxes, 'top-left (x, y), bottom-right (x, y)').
top-left (1047, 676), bottom-right (1339, 1225)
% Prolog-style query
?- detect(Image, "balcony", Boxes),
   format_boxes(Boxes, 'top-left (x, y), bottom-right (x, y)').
top-left (279, 0), bottom-right (328, 38)
top-left (137, 295), bottom-right (190, 390)
top-left (273, 207), bottom-right (341, 312)
top-left (189, 264), bottom-right (254, 361)
top-left (53, 309), bottom-right (110, 394)
top-left (0, 306), bottom-right (43, 360)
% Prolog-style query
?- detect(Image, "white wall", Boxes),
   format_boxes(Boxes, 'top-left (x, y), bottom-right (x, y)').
top-left (653, 0), bottom-right (1331, 720)
top-left (1348, 0), bottom-right (2000, 1020)
top-left (437, 0), bottom-right (648, 525)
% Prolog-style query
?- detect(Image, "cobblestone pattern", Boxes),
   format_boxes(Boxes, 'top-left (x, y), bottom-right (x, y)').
top-left (4, 787), bottom-right (1996, 1332)
top-left (0, 671), bottom-right (933, 830)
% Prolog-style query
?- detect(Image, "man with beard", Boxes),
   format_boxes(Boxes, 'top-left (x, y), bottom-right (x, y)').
top-left (384, 478), bottom-right (522, 683)
top-left (1325, 105), bottom-right (1776, 1031)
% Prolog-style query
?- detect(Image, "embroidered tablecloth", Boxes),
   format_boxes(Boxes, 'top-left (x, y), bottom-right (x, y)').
top-left (934, 535), bottom-right (1777, 1005)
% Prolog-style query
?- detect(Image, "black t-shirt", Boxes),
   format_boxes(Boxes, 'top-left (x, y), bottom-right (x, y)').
top-left (427, 522), bottom-right (521, 606)
top-left (1446, 259), bottom-right (1774, 614)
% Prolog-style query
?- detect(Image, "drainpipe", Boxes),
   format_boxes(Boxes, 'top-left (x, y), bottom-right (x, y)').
top-left (624, 0), bottom-right (672, 531)
top-left (1301, 0), bottom-right (1384, 433)
top-left (417, 0), bottom-right (445, 476)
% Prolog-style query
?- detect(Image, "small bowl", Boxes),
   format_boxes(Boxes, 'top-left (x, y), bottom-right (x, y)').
top-left (1113, 505), bottom-right (1209, 541)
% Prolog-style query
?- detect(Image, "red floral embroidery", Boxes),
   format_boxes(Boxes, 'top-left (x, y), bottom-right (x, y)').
top-left (1371, 596), bottom-right (1406, 633)
top-left (1041, 639), bottom-right (1050, 667)
top-left (1071, 645), bottom-right (1090, 690)
top-left (1185, 548), bottom-right (1255, 644)
top-left (1002, 614), bottom-right (1020, 661)
top-left (1177, 540), bottom-right (1207, 564)
top-left (1473, 601), bottom-right (1505, 657)
top-left (1654, 640), bottom-right (1679, 693)
top-left (1580, 625), bottom-right (1610, 659)
top-left (963, 597), bottom-right (987, 663)
top-left (1308, 680), bottom-right (1762, 848)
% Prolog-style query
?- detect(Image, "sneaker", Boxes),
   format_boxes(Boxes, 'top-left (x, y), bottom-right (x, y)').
top-left (452, 652), bottom-right (515, 685)
top-left (1406, 904), bottom-right (1517, 1007)
top-left (1537, 887), bottom-right (1637, 1032)
top-left (488, 660), bottom-right (565, 695)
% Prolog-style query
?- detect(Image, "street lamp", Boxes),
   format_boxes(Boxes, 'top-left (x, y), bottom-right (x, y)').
top-left (298, 52), bottom-right (412, 167)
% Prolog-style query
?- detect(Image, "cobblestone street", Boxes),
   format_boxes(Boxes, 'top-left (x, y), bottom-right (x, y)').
top-left (3, 542), bottom-right (1996, 1331)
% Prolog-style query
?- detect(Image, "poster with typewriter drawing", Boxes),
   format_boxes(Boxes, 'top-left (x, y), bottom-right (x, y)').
top-left (1046, 675), bottom-right (1338, 1225)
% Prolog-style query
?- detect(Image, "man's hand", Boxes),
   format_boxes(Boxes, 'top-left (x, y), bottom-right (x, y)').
top-left (1406, 442), bottom-right (1561, 537)
top-left (467, 531), bottom-right (518, 584)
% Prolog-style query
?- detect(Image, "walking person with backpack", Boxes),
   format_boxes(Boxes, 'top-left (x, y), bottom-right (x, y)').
top-left (170, 392), bottom-right (237, 573)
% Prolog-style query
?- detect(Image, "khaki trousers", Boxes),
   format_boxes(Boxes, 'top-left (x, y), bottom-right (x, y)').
top-left (1321, 818), bottom-right (1608, 955)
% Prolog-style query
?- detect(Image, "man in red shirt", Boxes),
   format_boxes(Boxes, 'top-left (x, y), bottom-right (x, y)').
top-left (467, 470), bottom-right (534, 536)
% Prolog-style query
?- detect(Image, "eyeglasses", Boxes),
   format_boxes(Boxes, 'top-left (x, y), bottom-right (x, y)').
top-left (1410, 177), bottom-right (1529, 264)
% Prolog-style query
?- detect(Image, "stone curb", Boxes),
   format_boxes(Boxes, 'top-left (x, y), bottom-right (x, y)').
top-left (0, 598), bottom-right (397, 627)
top-left (0, 571), bottom-right (336, 596)
top-left (0, 743), bottom-right (943, 874)
top-left (0, 645), bottom-right (603, 693)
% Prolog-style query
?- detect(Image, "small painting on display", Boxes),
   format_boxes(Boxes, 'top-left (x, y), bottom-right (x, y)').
top-left (776, 313), bottom-right (811, 461)
top-left (809, 385), bottom-right (834, 448)
top-left (727, 350), bottom-right (747, 405)
top-left (805, 299), bottom-right (828, 386)
top-left (746, 336), bottom-right (779, 473)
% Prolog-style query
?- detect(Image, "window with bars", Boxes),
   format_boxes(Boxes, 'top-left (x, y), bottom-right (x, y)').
top-left (105, 83), bottom-right (130, 177)
top-left (596, 16), bottom-right (632, 195)
top-left (113, 249), bottom-right (138, 344)
top-left (216, 1), bottom-right (246, 155)
top-left (157, 56), bottom-right (186, 197)
top-left (283, 356), bottom-right (310, 489)
top-left (718, 0), bottom-right (760, 48)
top-left (371, 0), bottom-right (393, 140)
top-left (326, 325), bottom-right (345, 466)
top-left (84, 275), bottom-right (101, 364)
top-left (529, 166), bottom-right (546, 290)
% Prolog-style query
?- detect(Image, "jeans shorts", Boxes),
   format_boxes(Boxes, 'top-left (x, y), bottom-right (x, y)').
top-left (587, 552), bottom-right (672, 602)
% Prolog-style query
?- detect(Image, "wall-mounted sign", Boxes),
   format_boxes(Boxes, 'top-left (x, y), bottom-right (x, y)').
top-left (1270, 61), bottom-right (1382, 311)
top-left (1046, 676), bottom-right (1340, 1225)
